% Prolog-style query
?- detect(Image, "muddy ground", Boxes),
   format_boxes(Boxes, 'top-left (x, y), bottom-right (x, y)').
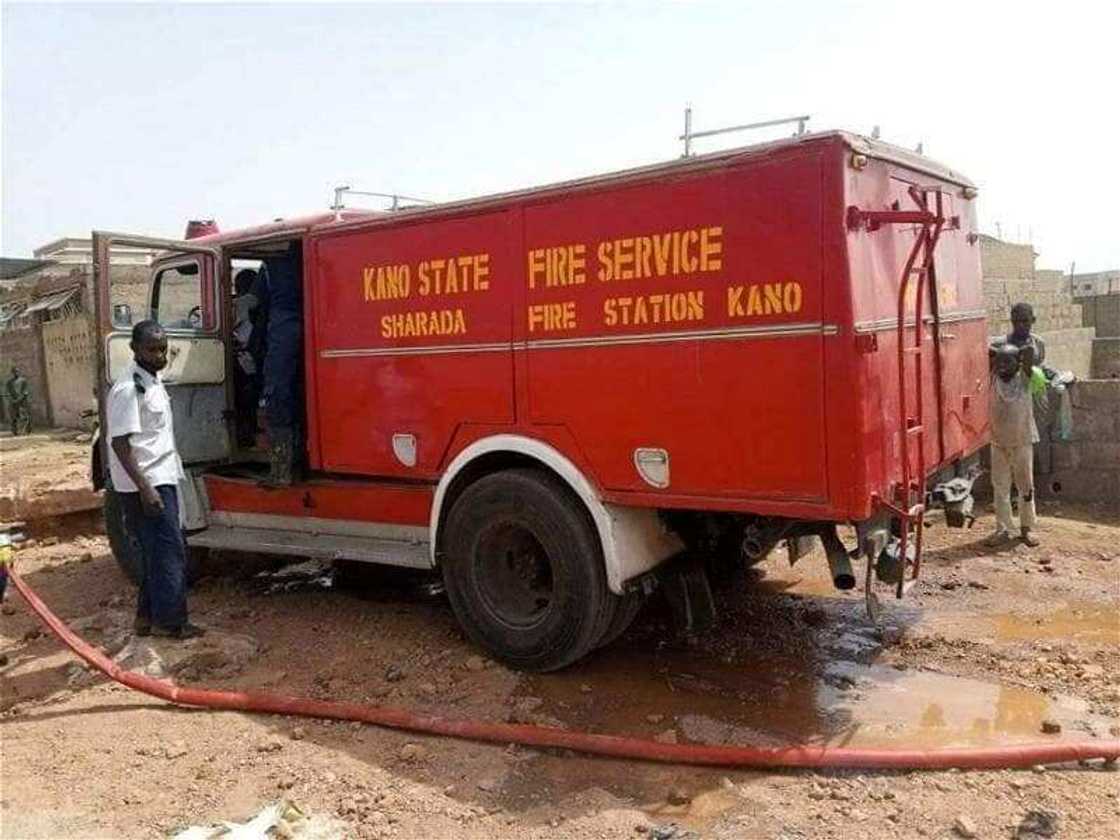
top-left (1, 441), bottom-right (1118, 839)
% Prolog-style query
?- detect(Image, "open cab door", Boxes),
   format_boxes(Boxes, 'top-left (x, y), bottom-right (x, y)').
top-left (92, 232), bottom-right (229, 506)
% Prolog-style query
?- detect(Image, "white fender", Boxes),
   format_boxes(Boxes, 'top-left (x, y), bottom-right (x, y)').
top-left (430, 435), bottom-right (683, 594)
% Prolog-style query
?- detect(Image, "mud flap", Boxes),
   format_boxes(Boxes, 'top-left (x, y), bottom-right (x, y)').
top-left (658, 555), bottom-right (716, 634)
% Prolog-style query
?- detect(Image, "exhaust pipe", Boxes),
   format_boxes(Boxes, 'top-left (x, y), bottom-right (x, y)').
top-left (820, 526), bottom-right (856, 590)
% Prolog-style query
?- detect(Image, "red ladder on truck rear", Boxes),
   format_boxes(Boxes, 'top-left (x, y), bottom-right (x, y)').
top-left (847, 185), bottom-right (953, 598)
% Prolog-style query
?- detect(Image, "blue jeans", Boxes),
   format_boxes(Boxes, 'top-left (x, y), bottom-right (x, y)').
top-left (120, 485), bottom-right (188, 629)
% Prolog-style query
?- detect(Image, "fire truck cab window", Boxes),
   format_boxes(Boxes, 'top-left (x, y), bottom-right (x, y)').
top-left (151, 260), bottom-right (209, 330)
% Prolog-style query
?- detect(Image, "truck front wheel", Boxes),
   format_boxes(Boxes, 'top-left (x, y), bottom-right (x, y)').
top-left (441, 468), bottom-right (615, 672)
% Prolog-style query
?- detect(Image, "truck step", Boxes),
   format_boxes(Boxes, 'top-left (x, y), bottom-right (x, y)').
top-left (186, 524), bottom-right (431, 569)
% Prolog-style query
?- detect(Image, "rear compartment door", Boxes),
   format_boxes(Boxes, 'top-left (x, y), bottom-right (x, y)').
top-left (849, 174), bottom-right (986, 483)
top-left (92, 232), bottom-right (230, 468)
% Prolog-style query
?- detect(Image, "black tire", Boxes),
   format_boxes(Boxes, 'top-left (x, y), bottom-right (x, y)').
top-left (596, 589), bottom-right (645, 649)
top-left (440, 468), bottom-right (615, 672)
top-left (103, 487), bottom-right (201, 586)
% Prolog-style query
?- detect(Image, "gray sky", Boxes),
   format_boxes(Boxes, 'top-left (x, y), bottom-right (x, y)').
top-left (2, 1), bottom-right (1116, 271)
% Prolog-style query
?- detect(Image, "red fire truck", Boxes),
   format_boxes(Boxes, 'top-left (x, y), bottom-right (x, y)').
top-left (93, 131), bottom-right (988, 670)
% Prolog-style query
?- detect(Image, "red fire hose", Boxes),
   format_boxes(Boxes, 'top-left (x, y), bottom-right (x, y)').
top-left (10, 567), bottom-right (1120, 770)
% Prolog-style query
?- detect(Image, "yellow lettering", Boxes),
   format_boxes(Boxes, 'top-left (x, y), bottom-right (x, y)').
top-left (653, 234), bottom-right (672, 275)
top-left (475, 253), bottom-right (490, 291)
top-left (783, 281), bottom-right (802, 313)
top-left (747, 285), bottom-right (763, 316)
top-left (727, 285), bottom-right (744, 316)
top-left (603, 298), bottom-right (616, 326)
top-left (681, 229), bottom-right (699, 273)
top-left (570, 244), bottom-right (586, 284)
top-left (616, 237), bottom-right (635, 280)
top-left (636, 236), bottom-right (653, 279)
top-left (597, 240), bottom-right (613, 282)
top-left (364, 267), bottom-right (376, 301)
top-left (687, 290), bottom-right (704, 320)
top-left (764, 283), bottom-right (783, 314)
top-left (527, 249), bottom-right (545, 289)
top-left (700, 226), bottom-right (723, 271)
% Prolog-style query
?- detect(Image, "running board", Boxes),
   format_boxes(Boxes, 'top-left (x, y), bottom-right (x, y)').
top-left (186, 525), bottom-right (431, 569)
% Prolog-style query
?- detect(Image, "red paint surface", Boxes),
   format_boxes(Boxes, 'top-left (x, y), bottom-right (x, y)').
top-left (204, 475), bottom-right (432, 525)
top-left (204, 133), bottom-right (988, 527)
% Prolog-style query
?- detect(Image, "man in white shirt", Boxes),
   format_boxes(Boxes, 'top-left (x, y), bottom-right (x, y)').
top-left (107, 320), bottom-right (203, 639)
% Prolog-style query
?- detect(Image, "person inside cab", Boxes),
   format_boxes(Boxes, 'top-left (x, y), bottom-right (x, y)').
top-left (257, 250), bottom-right (302, 485)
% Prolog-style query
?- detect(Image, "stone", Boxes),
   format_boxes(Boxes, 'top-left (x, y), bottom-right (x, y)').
top-left (416, 681), bottom-right (437, 696)
top-left (654, 729), bottom-right (678, 744)
top-left (164, 742), bottom-right (189, 759)
top-left (953, 815), bottom-right (978, 838)
top-left (384, 664), bottom-right (405, 682)
top-left (646, 713), bottom-right (665, 724)
top-left (667, 786), bottom-right (691, 806)
top-left (290, 726), bottom-right (306, 740)
top-left (113, 631), bottom-right (259, 681)
top-left (398, 743), bottom-right (426, 762)
top-left (1016, 809), bottom-right (1060, 838)
top-left (580, 684), bottom-right (593, 694)
top-left (1040, 719), bottom-right (1061, 734)
top-left (257, 738), bottom-right (284, 753)
top-left (465, 655), bottom-right (487, 672)
top-left (477, 777), bottom-right (500, 792)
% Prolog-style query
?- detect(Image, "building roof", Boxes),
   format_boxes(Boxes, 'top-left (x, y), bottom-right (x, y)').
top-left (24, 286), bottom-right (81, 314)
top-left (0, 258), bottom-right (54, 280)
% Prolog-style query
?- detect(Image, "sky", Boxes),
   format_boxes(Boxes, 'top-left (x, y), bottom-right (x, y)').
top-left (2, 1), bottom-right (1117, 272)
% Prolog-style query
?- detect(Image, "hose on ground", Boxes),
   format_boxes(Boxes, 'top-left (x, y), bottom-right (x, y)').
top-left (10, 567), bottom-right (1120, 770)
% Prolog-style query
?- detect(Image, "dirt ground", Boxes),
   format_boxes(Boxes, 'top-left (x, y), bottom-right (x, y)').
top-left (0, 431), bottom-right (100, 523)
top-left (1, 439), bottom-right (1118, 839)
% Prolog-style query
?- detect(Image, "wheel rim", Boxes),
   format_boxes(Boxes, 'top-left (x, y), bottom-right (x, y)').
top-left (473, 522), bottom-right (554, 629)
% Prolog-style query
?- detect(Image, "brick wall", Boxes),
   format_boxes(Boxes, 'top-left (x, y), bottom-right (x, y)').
top-left (0, 325), bottom-right (51, 428)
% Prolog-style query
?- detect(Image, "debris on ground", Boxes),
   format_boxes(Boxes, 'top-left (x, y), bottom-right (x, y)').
top-left (171, 800), bottom-right (349, 839)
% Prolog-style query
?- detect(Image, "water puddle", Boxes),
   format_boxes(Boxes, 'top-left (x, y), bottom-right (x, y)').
top-left (992, 602), bottom-right (1119, 645)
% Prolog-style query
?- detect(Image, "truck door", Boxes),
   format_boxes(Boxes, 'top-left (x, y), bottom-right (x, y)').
top-left (92, 232), bottom-right (229, 469)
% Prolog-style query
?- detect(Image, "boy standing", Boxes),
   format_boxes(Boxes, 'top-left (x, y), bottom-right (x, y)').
top-left (107, 320), bottom-right (203, 638)
top-left (987, 344), bottom-right (1041, 547)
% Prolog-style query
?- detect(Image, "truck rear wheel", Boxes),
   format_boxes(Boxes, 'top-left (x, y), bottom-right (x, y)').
top-left (440, 468), bottom-right (615, 672)
top-left (596, 589), bottom-right (645, 649)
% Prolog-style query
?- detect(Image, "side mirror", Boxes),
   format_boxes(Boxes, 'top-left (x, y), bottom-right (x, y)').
top-left (113, 303), bottom-right (133, 327)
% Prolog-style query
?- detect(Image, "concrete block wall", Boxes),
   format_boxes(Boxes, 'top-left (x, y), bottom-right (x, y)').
top-left (42, 316), bottom-right (97, 428)
top-left (1037, 381), bottom-right (1120, 508)
top-left (1092, 338), bottom-right (1120, 379)
top-left (978, 236), bottom-right (1036, 280)
top-left (1081, 294), bottom-right (1120, 337)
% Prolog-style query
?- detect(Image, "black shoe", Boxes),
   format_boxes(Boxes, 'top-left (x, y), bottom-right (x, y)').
top-left (172, 623), bottom-right (206, 640)
top-left (152, 622), bottom-right (205, 640)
